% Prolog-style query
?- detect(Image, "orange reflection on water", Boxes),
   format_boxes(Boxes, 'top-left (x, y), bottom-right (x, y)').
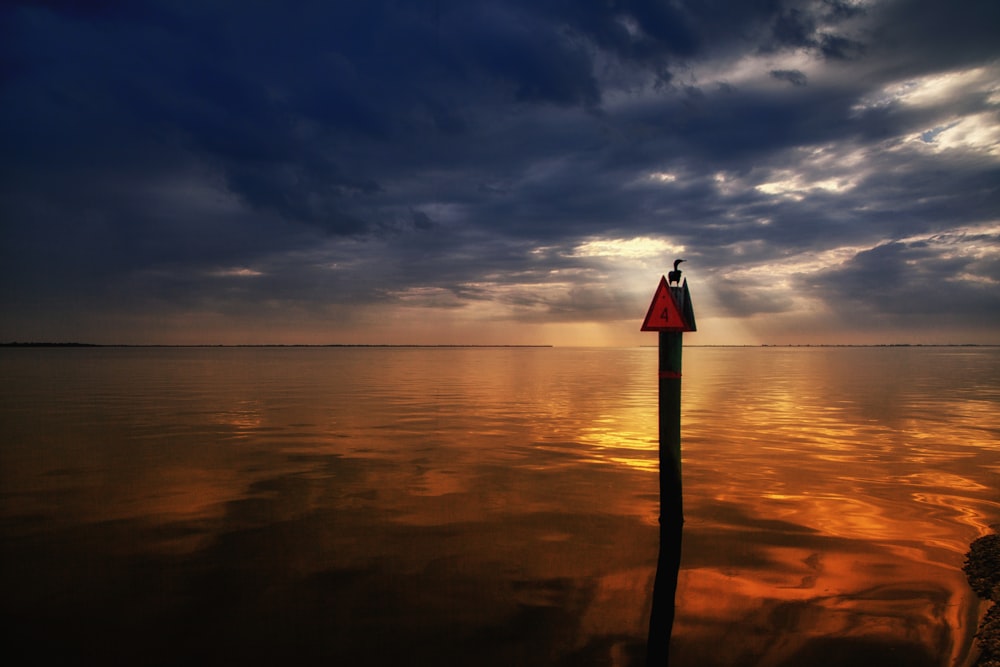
top-left (1, 347), bottom-right (998, 666)
top-left (676, 548), bottom-right (974, 667)
top-left (672, 347), bottom-right (999, 666)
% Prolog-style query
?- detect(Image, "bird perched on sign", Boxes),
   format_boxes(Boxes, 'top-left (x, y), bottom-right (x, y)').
top-left (668, 259), bottom-right (685, 285)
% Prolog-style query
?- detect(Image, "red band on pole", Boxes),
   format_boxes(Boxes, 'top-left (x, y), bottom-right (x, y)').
top-left (658, 370), bottom-right (682, 379)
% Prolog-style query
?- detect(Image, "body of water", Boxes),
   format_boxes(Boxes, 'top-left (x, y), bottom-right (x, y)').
top-left (1, 346), bottom-right (998, 666)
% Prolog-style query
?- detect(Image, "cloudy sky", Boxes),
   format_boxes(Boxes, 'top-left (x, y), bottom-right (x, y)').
top-left (2, 0), bottom-right (998, 345)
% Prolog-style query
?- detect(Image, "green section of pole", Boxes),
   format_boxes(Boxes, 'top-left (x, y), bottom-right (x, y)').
top-left (646, 331), bottom-right (684, 666)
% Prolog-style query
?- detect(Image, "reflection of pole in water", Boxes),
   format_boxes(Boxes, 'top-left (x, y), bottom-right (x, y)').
top-left (640, 271), bottom-right (696, 666)
top-left (647, 330), bottom-right (684, 666)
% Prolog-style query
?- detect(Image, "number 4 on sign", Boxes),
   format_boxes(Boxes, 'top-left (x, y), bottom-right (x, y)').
top-left (641, 275), bottom-right (695, 332)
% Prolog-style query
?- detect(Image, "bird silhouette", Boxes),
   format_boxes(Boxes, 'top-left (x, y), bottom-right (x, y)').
top-left (667, 259), bottom-right (685, 285)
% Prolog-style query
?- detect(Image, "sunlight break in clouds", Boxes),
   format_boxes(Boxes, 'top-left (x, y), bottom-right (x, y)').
top-left (722, 225), bottom-right (1000, 290)
top-left (211, 267), bottom-right (264, 277)
top-left (756, 173), bottom-right (858, 200)
top-left (853, 64), bottom-right (1000, 157)
top-left (859, 66), bottom-right (1000, 110)
top-left (909, 113), bottom-right (1000, 158)
top-left (648, 172), bottom-right (677, 183)
top-left (720, 245), bottom-right (868, 285)
top-left (755, 142), bottom-right (869, 200)
top-left (572, 237), bottom-right (685, 260)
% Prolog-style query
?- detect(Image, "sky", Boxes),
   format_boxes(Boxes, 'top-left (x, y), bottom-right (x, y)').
top-left (1, 0), bottom-right (998, 346)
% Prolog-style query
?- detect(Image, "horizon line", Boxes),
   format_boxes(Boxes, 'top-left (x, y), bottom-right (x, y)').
top-left (2, 342), bottom-right (998, 349)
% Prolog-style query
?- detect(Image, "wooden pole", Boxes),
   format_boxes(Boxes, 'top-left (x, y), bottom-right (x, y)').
top-left (646, 329), bottom-right (684, 666)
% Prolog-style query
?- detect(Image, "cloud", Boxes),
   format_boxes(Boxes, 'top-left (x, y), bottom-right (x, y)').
top-left (770, 69), bottom-right (809, 87)
top-left (801, 229), bottom-right (1000, 323)
top-left (1, 0), bottom-right (998, 343)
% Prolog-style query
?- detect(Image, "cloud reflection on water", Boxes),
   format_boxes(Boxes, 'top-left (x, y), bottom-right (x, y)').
top-left (677, 347), bottom-right (998, 667)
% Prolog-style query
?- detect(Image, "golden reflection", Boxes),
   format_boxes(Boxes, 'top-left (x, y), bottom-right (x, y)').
top-left (672, 348), bottom-right (1000, 665)
top-left (677, 547), bottom-right (975, 667)
top-left (216, 399), bottom-right (264, 432)
top-left (898, 472), bottom-right (990, 492)
top-left (1, 347), bottom-right (998, 666)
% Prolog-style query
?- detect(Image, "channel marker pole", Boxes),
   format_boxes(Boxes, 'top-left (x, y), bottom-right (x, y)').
top-left (641, 269), bottom-right (696, 666)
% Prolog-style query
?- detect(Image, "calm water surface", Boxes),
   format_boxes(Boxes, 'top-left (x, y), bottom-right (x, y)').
top-left (1, 347), bottom-right (998, 666)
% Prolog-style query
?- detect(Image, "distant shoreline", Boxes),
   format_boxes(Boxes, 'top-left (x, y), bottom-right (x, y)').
top-left (0, 342), bottom-right (556, 348)
top-left (650, 343), bottom-right (999, 348)
top-left (2, 342), bottom-right (997, 349)
top-left (692, 343), bottom-right (999, 348)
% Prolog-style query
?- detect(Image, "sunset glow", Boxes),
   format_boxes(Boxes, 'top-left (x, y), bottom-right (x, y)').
top-left (2, 1), bottom-right (998, 345)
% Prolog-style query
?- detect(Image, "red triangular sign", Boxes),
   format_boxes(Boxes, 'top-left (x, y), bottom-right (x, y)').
top-left (641, 276), bottom-right (691, 332)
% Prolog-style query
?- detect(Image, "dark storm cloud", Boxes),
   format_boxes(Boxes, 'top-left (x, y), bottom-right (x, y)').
top-left (1, 0), bottom-right (998, 341)
top-left (869, 0), bottom-right (1000, 72)
top-left (770, 69), bottom-right (808, 87)
top-left (758, 3), bottom-right (866, 60)
top-left (798, 233), bottom-right (1000, 332)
